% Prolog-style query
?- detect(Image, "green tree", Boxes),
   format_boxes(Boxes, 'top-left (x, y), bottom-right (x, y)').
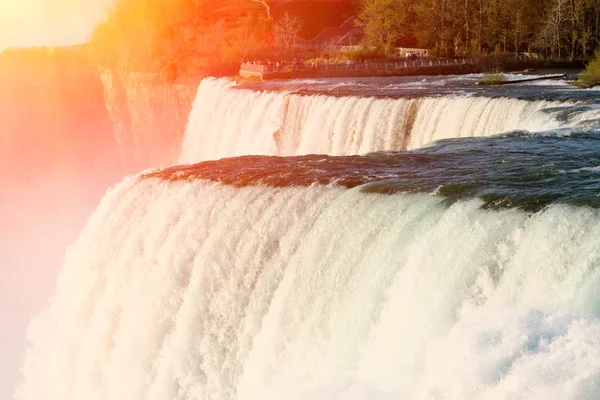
top-left (413, 0), bottom-right (441, 49)
top-left (356, 0), bottom-right (406, 52)
top-left (575, 51), bottom-right (600, 87)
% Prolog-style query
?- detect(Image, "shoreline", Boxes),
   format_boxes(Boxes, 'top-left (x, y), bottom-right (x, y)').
top-left (238, 59), bottom-right (585, 83)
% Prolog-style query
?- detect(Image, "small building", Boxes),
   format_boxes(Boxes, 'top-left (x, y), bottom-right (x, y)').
top-left (305, 17), bottom-right (363, 51)
top-left (397, 47), bottom-right (429, 58)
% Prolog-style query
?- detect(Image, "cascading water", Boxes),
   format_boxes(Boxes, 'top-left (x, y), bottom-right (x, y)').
top-left (15, 74), bottom-right (600, 400)
top-left (16, 130), bottom-right (600, 399)
top-left (179, 78), bottom-right (572, 163)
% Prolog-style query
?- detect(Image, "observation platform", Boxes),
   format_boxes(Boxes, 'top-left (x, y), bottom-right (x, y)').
top-left (239, 59), bottom-right (477, 81)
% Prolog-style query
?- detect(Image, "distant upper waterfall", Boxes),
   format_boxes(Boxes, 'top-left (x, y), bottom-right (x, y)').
top-left (179, 78), bottom-right (565, 163)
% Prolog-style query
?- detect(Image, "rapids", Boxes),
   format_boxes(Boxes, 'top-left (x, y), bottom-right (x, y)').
top-left (14, 72), bottom-right (600, 400)
top-left (180, 76), bottom-right (600, 163)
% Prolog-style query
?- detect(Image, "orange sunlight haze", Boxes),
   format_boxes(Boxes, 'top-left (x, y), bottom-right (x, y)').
top-left (0, 0), bottom-right (113, 47)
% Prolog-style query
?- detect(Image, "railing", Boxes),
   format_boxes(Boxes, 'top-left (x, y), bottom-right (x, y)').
top-left (240, 59), bottom-right (469, 74)
top-left (239, 63), bottom-right (268, 74)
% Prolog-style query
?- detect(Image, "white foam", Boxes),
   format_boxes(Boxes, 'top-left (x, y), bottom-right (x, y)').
top-left (16, 179), bottom-right (600, 400)
top-left (179, 78), bottom-right (566, 163)
top-left (562, 166), bottom-right (600, 174)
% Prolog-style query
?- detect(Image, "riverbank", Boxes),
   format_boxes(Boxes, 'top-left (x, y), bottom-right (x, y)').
top-left (238, 59), bottom-right (586, 82)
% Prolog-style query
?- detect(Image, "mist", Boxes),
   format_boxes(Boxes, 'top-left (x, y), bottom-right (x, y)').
top-left (0, 60), bottom-right (124, 399)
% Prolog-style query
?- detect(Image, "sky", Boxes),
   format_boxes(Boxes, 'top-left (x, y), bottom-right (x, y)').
top-left (0, 0), bottom-right (114, 48)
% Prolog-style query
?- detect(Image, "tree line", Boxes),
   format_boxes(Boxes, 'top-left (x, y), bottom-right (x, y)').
top-left (90, 0), bottom-right (274, 77)
top-left (88, 0), bottom-right (353, 78)
top-left (89, 0), bottom-right (600, 79)
top-left (357, 0), bottom-right (600, 59)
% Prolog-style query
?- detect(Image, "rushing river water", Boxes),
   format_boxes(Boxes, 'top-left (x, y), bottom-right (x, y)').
top-left (15, 72), bottom-right (600, 400)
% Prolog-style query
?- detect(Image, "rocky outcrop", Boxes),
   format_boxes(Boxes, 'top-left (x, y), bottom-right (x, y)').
top-left (0, 51), bottom-right (199, 189)
top-left (100, 70), bottom-right (199, 171)
top-left (100, 69), bottom-right (134, 169)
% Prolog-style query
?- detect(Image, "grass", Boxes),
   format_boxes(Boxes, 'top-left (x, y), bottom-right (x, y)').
top-left (480, 68), bottom-right (506, 85)
top-left (574, 55), bottom-right (600, 88)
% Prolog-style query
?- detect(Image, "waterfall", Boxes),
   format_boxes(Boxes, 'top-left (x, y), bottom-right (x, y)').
top-left (16, 175), bottom-right (600, 400)
top-left (179, 78), bottom-right (564, 163)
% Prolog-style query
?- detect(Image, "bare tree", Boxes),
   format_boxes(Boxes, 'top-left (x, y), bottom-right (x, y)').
top-left (536, 0), bottom-right (569, 58)
top-left (274, 12), bottom-right (302, 56)
top-left (250, 0), bottom-right (271, 19)
top-left (580, 28), bottom-right (592, 57)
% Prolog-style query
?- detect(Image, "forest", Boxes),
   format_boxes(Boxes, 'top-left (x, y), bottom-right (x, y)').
top-left (358, 0), bottom-right (600, 59)
top-left (89, 0), bottom-right (355, 77)
top-left (88, 0), bottom-right (600, 78)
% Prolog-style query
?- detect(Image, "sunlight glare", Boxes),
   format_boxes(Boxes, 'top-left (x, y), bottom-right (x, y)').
top-left (0, 0), bottom-right (114, 47)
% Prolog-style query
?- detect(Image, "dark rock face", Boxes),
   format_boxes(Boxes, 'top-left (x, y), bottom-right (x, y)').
top-left (100, 70), bottom-right (198, 171)
top-left (0, 52), bottom-right (199, 185)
